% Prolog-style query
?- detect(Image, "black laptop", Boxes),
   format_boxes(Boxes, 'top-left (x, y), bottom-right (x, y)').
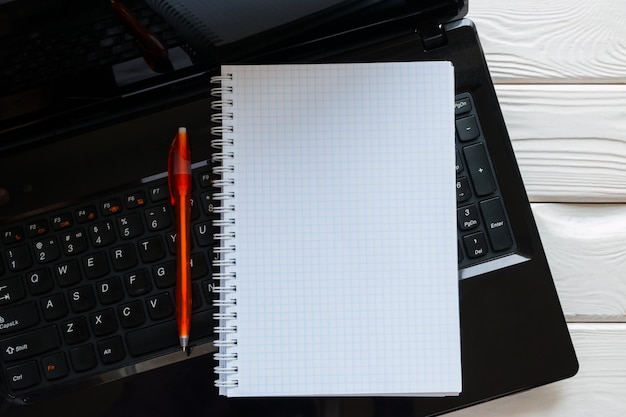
top-left (0, 1), bottom-right (578, 416)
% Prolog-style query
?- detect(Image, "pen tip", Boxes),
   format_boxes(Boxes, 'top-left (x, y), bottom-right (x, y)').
top-left (180, 336), bottom-right (189, 355)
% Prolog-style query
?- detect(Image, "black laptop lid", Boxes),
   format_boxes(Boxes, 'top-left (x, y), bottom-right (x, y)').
top-left (0, 0), bottom-right (466, 151)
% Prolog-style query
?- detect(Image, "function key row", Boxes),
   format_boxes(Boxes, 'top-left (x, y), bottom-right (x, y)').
top-left (3, 200), bottom-right (218, 274)
top-left (1, 170), bottom-right (215, 246)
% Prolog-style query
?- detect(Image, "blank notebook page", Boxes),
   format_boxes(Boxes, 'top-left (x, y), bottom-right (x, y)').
top-left (216, 62), bottom-right (460, 397)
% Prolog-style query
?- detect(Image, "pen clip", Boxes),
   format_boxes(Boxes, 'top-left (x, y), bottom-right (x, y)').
top-left (168, 127), bottom-right (191, 207)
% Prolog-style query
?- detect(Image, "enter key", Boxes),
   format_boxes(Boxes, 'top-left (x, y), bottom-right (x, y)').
top-left (479, 197), bottom-right (513, 251)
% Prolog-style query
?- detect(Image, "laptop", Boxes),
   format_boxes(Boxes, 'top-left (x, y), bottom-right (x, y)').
top-left (0, 0), bottom-right (578, 416)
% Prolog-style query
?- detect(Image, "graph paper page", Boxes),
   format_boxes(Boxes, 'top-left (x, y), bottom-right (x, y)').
top-left (217, 62), bottom-right (460, 396)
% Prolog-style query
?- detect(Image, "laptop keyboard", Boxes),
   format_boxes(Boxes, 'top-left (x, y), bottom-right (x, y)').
top-left (0, 1), bottom-right (185, 96)
top-left (0, 91), bottom-right (515, 399)
top-left (455, 93), bottom-right (516, 268)
top-left (0, 165), bottom-right (218, 399)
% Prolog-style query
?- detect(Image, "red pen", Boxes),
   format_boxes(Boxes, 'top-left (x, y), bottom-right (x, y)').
top-left (168, 127), bottom-right (192, 352)
top-left (110, 0), bottom-right (174, 73)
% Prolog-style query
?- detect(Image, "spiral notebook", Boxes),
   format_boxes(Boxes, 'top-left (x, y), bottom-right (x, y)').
top-left (210, 62), bottom-right (461, 397)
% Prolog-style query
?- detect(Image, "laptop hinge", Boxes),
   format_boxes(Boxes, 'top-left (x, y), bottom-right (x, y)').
top-left (420, 24), bottom-right (447, 51)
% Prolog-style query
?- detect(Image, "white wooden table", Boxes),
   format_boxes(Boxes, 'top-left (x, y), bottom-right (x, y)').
top-left (449, 1), bottom-right (626, 415)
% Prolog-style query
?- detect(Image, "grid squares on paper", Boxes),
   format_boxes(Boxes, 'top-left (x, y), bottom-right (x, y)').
top-left (218, 62), bottom-right (460, 397)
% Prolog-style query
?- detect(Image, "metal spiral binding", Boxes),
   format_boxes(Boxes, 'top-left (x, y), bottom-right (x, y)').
top-left (210, 73), bottom-right (238, 390)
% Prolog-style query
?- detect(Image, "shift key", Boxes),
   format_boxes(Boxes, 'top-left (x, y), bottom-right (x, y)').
top-left (0, 302), bottom-right (39, 336)
top-left (0, 325), bottom-right (60, 362)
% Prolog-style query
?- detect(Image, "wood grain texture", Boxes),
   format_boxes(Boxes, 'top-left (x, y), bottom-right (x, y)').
top-left (468, 0), bottom-right (626, 83)
top-left (495, 85), bottom-right (626, 203)
top-left (532, 203), bottom-right (626, 321)
top-left (459, 1), bottom-right (626, 416)
top-left (333, 325), bottom-right (624, 417)
top-left (446, 323), bottom-right (626, 417)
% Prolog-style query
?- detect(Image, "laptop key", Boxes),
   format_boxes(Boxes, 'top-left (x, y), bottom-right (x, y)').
top-left (62, 317), bottom-right (89, 344)
top-left (26, 268), bottom-right (54, 295)
top-left (463, 143), bottom-right (497, 196)
top-left (2, 227), bottom-right (25, 244)
top-left (456, 115), bottom-right (480, 141)
top-left (456, 177), bottom-right (472, 203)
top-left (76, 206), bottom-right (98, 223)
top-left (455, 94), bottom-right (472, 115)
top-left (0, 276), bottom-right (26, 306)
top-left (50, 214), bottom-right (72, 231)
top-left (5, 245), bottom-right (32, 272)
top-left (0, 302), bottom-right (39, 335)
top-left (90, 309), bottom-right (118, 337)
top-left (33, 237), bottom-right (61, 264)
top-left (61, 229), bottom-right (89, 255)
top-left (41, 294), bottom-right (69, 321)
top-left (455, 150), bottom-right (464, 174)
top-left (126, 319), bottom-right (177, 357)
top-left (463, 232), bottom-right (488, 259)
top-left (89, 221), bottom-right (116, 247)
top-left (54, 260), bottom-right (82, 286)
top-left (0, 325), bottom-right (60, 362)
top-left (69, 344), bottom-right (97, 372)
top-left (126, 309), bottom-right (214, 357)
top-left (457, 204), bottom-right (480, 231)
top-left (97, 336), bottom-right (126, 364)
top-left (118, 300), bottom-right (146, 328)
top-left (5, 361), bottom-right (40, 390)
top-left (480, 197), bottom-right (513, 251)
top-left (41, 352), bottom-right (69, 380)
top-left (26, 220), bottom-right (49, 238)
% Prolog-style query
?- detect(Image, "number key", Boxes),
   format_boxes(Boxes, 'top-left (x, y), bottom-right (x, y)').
top-left (88, 221), bottom-right (115, 247)
top-left (463, 232), bottom-right (488, 259)
top-left (61, 229), bottom-right (88, 255)
top-left (116, 212), bottom-right (144, 239)
top-left (145, 204), bottom-right (171, 231)
top-left (33, 237), bottom-right (61, 263)
top-left (457, 204), bottom-right (480, 231)
top-left (5, 245), bottom-right (32, 271)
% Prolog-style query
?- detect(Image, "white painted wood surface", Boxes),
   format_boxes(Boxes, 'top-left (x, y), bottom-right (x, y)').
top-left (470, 0), bottom-right (626, 83)
top-left (448, 324), bottom-right (626, 417)
top-left (497, 85), bottom-right (626, 203)
top-left (451, 0), bottom-right (626, 415)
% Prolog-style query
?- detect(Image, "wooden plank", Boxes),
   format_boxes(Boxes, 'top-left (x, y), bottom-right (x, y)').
top-left (468, 0), bottom-right (626, 83)
top-left (446, 323), bottom-right (626, 417)
top-left (494, 84), bottom-right (626, 203)
top-left (532, 203), bottom-right (626, 321)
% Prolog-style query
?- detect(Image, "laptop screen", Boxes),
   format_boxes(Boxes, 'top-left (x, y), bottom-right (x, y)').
top-left (0, 0), bottom-right (465, 150)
